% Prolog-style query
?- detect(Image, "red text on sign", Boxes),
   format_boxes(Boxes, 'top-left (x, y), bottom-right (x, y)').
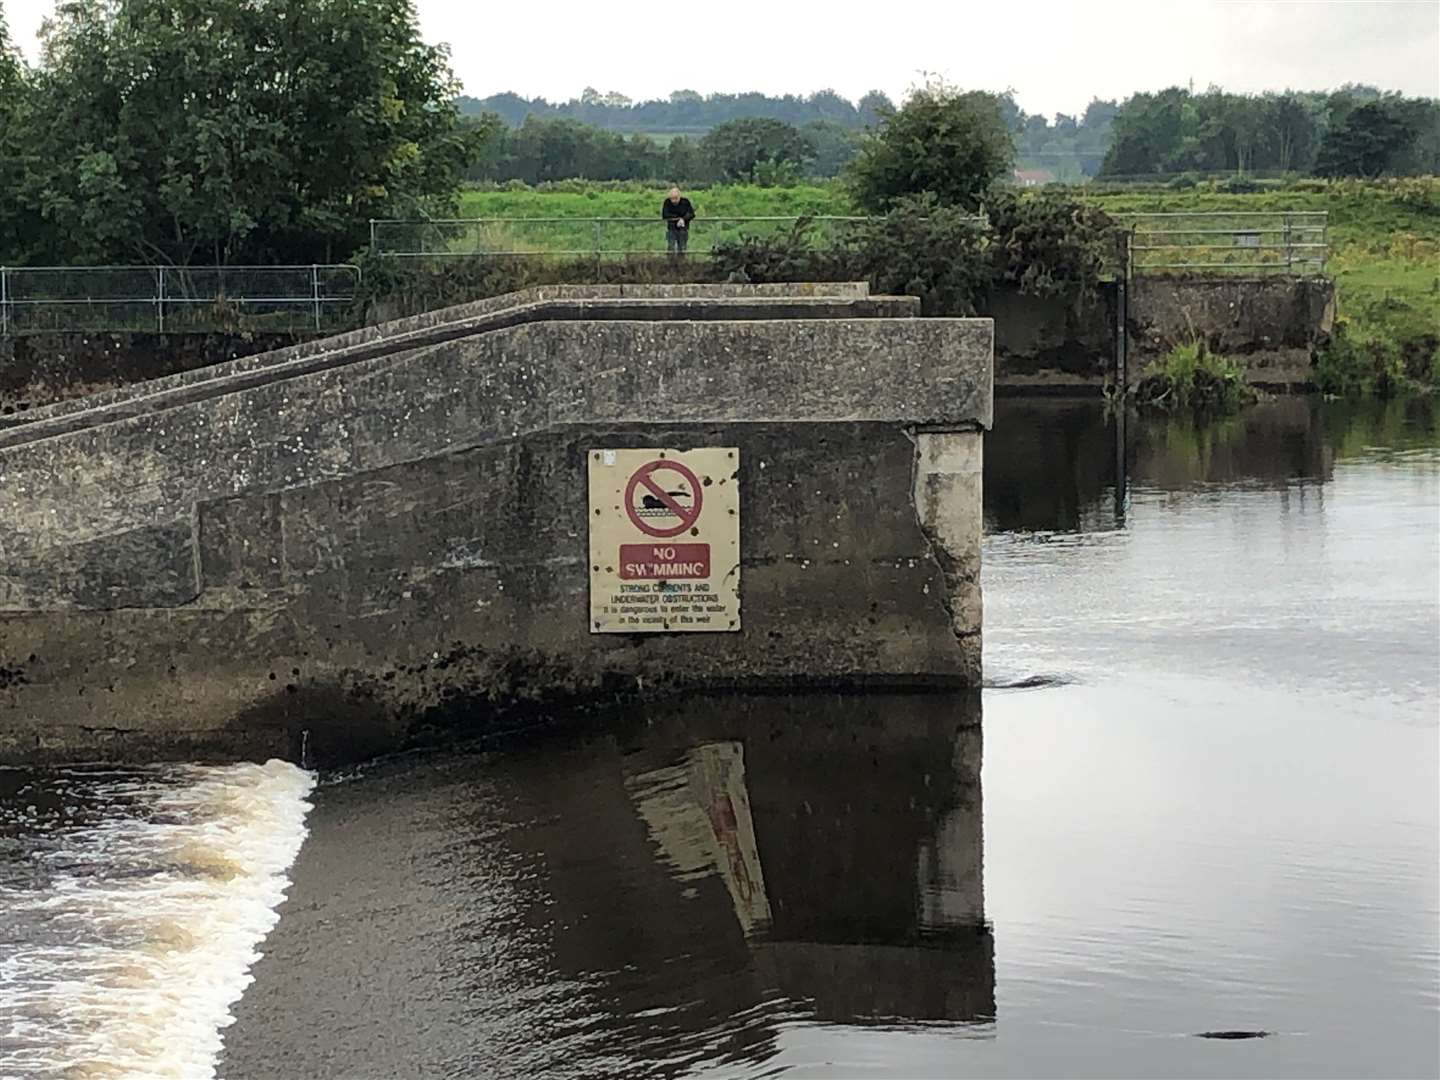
top-left (619, 544), bottom-right (711, 580)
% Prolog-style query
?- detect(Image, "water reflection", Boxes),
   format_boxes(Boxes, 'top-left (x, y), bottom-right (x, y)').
top-left (220, 693), bottom-right (992, 1079)
top-left (985, 395), bottom-right (1438, 535)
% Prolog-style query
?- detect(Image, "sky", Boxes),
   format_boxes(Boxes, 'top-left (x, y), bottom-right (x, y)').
top-left (4, 0), bottom-right (1437, 118)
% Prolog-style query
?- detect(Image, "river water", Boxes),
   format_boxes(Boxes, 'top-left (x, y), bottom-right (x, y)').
top-left (1, 397), bottom-right (1437, 1079)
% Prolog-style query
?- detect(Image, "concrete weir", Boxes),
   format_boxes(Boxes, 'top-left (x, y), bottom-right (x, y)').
top-left (0, 284), bottom-right (993, 765)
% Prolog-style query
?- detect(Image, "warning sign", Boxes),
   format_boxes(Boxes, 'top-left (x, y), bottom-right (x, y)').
top-left (589, 448), bottom-right (740, 634)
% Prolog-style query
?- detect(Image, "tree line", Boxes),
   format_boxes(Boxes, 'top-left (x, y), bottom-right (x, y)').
top-left (459, 83), bottom-right (1440, 185)
top-left (1100, 86), bottom-right (1440, 178)
top-left (457, 88), bottom-right (896, 134)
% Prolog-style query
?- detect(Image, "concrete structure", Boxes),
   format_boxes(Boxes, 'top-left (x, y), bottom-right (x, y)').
top-left (0, 284), bottom-right (992, 765)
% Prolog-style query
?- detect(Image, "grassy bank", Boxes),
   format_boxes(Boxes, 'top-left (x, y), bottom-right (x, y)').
top-left (453, 178), bottom-right (1438, 393)
top-left (1082, 179), bottom-right (1440, 392)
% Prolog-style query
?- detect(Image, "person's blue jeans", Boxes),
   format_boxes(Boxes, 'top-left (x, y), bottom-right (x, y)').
top-left (666, 224), bottom-right (689, 255)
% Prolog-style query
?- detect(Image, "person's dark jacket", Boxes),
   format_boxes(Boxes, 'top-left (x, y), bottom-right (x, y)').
top-left (661, 197), bottom-right (695, 230)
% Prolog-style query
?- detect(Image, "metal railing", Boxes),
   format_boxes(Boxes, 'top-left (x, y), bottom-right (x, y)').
top-left (369, 216), bottom-right (873, 258)
top-left (0, 264), bottom-right (362, 335)
top-left (1116, 212), bottom-right (1328, 274)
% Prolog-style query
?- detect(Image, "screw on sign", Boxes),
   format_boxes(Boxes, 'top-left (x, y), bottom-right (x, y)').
top-left (624, 459), bottom-right (704, 538)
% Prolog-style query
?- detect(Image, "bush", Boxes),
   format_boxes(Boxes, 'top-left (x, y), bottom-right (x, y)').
top-left (711, 196), bottom-right (993, 315)
top-left (1216, 175), bottom-right (1263, 194)
top-left (1133, 340), bottom-right (1255, 414)
top-left (983, 190), bottom-right (1125, 301)
top-left (846, 80), bottom-right (1013, 213)
top-left (849, 195), bottom-right (992, 314)
top-left (709, 218), bottom-right (859, 286)
top-left (1314, 319), bottom-right (1431, 398)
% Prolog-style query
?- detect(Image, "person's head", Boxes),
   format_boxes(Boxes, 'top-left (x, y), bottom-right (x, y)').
top-left (668, 186), bottom-right (682, 203)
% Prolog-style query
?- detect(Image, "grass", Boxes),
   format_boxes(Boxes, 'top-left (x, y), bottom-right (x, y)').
top-left (449, 177), bottom-right (1438, 392)
top-left (1083, 179), bottom-right (1440, 392)
top-left (457, 182), bottom-right (853, 220)
top-left (1133, 340), bottom-right (1255, 414)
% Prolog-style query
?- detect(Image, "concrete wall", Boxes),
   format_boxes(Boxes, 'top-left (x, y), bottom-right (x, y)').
top-left (1129, 275), bottom-right (1336, 387)
top-left (0, 287), bottom-right (992, 764)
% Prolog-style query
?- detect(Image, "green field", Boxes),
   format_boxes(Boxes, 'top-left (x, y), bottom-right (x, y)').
top-left (458, 183), bottom-right (852, 219)
top-left (454, 179), bottom-right (1439, 381)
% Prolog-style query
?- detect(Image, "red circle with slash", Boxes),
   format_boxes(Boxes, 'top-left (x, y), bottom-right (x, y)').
top-left (624, 460), bottom-right (704, 538)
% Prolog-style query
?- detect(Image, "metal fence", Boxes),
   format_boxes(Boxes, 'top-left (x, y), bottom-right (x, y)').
top-left (369, 216), bottom-right (873, 258)
top-left (0, 264), bottom-right (362, 335)
top-left (1117, 212), bottom-right (1328, 274)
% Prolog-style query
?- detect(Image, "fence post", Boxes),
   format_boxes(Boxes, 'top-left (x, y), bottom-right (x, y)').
top-left (311, 265), bottom-right (322, 332)
top-left (1284, 213), bottom-right (1293, 271)
top-left (157, 266), bottom-right (166, 334)
top-left (369, 219), bottom-right (378, 252)
top-left (1, 267), bottom-right (8, 339)
top-left (593, 220), bottom-right (602, 258)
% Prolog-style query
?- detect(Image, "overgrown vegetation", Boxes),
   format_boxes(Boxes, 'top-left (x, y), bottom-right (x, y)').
top-left (1, 0), bottom-right (476, 265)
top-left (1083, 177), bottom-right (1440, 396)
top-left (1133, 341), bottom-right (1256, 414)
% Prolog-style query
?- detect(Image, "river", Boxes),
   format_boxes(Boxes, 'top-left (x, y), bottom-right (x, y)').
top-left (2, 396), bottom-right (1437, 1079)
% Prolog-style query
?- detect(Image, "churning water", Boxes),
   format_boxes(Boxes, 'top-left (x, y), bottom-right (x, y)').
top-left (2, 397), bottom-right (1437, 1079)
top-left (0, 762), bottom-right (314, 1078)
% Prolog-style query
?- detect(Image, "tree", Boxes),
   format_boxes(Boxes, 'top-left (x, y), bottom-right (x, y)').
top-left (846, 82), bottom-right (1013, 213)
top-left (1264, 92), bottom-right (1319, 173)
top-left (0, 7), bottom-right (32, 259)
top-left (857, 90), bottom-right (894, 128)
top-left (1314, 100), bottom-right (1416, 177)
top-left (801, 121), bottom-right (862, 178)
top-left (25, 0), bottom-right (479, 265)
top-left (700, 118), bottom-right (813, 183)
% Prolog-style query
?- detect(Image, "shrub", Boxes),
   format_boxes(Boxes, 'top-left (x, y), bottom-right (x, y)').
top-left (1314, 319), bottom-right (1427, 398)
top-left (846, 80), bottom-right (1013, 213)
top-left (983, 190), bottom-right (1125, 302)
top-left (1133, 340), bottom-right (1255, 414)
top-left (1216, 175), bottom-right (1263, 194)
top-left (711, 196), bottom-right (993, 315)
top-left (849, 195), bottom-right (992, 314)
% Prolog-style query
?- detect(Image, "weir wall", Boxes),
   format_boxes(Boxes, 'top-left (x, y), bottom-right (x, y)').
top-left (0, 285), bottom-right (993, 764)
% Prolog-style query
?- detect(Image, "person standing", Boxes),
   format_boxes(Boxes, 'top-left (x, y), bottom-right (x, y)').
top-left (661, 186), bottom-right (696, 257)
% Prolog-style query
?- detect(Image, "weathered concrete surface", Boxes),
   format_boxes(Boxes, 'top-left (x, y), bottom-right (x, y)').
top-left (983, 286), bottom-right (1116, 391)
top-left (0, 283), bottom-right (876, 422)
top-left (0, 287), bottom-right (992, 764)
top-left (1129, 275), bottom-right (1336, 388)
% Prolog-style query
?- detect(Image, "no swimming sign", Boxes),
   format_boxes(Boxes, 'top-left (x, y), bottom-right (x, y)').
top-left (588, 447), bottom-right (741, 633)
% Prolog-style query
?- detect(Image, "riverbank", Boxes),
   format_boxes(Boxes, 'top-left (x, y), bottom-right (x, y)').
top-left (457, 178), bottom-right (1438, 394)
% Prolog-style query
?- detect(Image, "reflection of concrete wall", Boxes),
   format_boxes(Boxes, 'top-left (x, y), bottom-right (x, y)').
top-left (0, 288), bottom-right (993, 764)
top-left (985, 399), bottom-right (1118, 533)
top-left (1129, 397), bottom-right (1334, 490)
top-left (983, 286), bottom-right (1116, 387)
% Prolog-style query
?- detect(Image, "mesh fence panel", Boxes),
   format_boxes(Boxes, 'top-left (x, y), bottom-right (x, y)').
top-left (370, 217), bottom-right (875, 258)
top-left (0, 266), bottom-right (360, 334)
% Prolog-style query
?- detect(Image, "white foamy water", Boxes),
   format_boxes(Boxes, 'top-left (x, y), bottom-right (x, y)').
top-left (0, 759), bottom-right (315, 1079)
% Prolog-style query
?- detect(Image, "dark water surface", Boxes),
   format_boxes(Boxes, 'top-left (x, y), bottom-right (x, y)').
top-left (4, 397), bottom-right (1438, 1079)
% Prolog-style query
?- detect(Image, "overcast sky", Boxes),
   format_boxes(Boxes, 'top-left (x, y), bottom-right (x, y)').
top-left (5, 0), bottom-right (1437, 118)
